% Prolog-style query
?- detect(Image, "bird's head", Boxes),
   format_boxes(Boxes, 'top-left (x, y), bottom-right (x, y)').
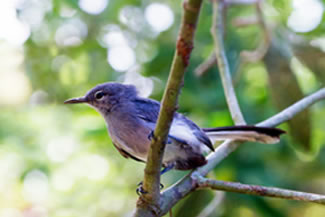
top-left (64, 82), bottom-right (137, 113)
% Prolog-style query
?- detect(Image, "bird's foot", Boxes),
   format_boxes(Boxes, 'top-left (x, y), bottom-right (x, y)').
top-left (136, 182), bottom-right (147, 196)
top-left (136, 181), bottom-right (164, 196)
top-left (148, 130), bottom-right (172, 144)
top-left (147, 130), bottom-right (155, 141)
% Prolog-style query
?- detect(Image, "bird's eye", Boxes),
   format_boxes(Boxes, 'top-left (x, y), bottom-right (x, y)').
top-left (94, 91), bottom-right (105, 100)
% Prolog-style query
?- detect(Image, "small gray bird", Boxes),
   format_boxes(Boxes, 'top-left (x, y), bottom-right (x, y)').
top-left (64, 82), bottom-right (285, 173)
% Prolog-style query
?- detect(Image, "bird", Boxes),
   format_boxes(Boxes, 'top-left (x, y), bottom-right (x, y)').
top-left (64, 82), bottom-right (285, 174)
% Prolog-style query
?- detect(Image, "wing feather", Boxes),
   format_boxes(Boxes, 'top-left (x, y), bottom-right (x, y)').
top-left (133, 97), bottom-right (213, 151)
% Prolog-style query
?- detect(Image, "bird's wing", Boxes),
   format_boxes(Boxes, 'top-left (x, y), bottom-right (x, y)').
top-left (171, 114), bottom-right (214, 151)
top-left (134, 97), bottom-right (173, 144)
top-left (133, 97), bottom-right (214, 151)
top-left (135, 98), bottom-right (214, 150)
top-left (134, 97), bottom-right (160, 124)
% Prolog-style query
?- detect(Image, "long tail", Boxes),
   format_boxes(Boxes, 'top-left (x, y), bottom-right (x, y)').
top-left (203, 126), bottom-right (286, 144)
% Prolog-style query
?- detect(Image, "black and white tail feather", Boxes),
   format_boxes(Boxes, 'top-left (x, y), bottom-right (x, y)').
top-left (203, 126), bottom-right (286, 145)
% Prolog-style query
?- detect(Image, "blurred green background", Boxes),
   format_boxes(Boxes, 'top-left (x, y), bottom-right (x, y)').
top-left (1, 0), bottom-right (325, 216)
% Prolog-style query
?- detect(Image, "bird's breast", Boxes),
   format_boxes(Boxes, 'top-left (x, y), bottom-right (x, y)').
top-left (106, 114), bottom-right (151, 161)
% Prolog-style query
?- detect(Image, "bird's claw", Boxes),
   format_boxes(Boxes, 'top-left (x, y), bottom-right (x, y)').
top-left (147, 131), bottom-right (155, 141)
top-left (136, 182), bottom-right (148, 196)
top-left (136, 181), bottom-right (164, 195)
top-left (148, 131), bottom-right (172, 144)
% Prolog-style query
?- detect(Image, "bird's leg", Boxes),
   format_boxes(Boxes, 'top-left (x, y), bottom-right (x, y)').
top-left (136, 164), bottom-right (175, 195)
top-left (160, 164), bottom-right (174, 175)
top-left (158, 164), bottom-right (175, 189)
top-left (137, 133), bottom-right (174, 195)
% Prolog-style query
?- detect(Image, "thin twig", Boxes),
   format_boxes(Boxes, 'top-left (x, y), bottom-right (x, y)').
top-left (133, 0), bottom-right (204, 216)
top-left (196, 177), bottom-right (325, 205)
top-left (240, 0), bottom-right (271, 62)
top-left (195, 51), bottom-right (217, 76)
top-left (258, 88), bottom-right (325, 127)
top-left (199, 140), bottom-right (240, 176)
top-left (211, 0), bottom-right (246, 125)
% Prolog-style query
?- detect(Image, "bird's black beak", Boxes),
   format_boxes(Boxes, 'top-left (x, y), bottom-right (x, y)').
top-left (64, 97), bottom-right (88, 104)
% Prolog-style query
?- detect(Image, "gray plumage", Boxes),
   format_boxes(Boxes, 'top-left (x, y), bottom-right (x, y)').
top-left (64, 82), bottom-right (285, 171)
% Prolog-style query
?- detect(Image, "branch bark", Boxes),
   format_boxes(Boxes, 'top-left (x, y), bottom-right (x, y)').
top-left (134, 0), bottom-right (204, 216)
top-left (196, 177), bottom-right (325, 205)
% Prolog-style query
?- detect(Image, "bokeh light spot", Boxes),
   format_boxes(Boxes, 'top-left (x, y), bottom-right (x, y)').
top-left (123, 67), bottom-right (154, 97)
top-left (103, 31), bottom-right (127, 47)
top-left (107, 46), bottom-right (136, 72)
top-left (288, 0), bottom-right (324, 33)
top-left (119, 6), bottom-right (145, 32)
top-left (23, 170), bottom-right (49, 204)
top-left (18, 0), bottom-right (53, 30)
top-left (79, 0), bottom-right (108, 15)
top-left (46, 136), bottom-right (78, 162)
top-left (55, 19), bottom-right (88, 47)
top-left (0, 43), bottom-right (31, 105)
top-left (0, 4), bottom-right (30, 45)
top-left (0, 152), bottom-right (25, 192)
top-left (84, 155), bottom-right (110, 180)
top-left (145, 3), bottom-right (174, 32)
top-left (60, 6), bottom-right (77, 18)
top-left (52, 168), bottom-right (75, 192)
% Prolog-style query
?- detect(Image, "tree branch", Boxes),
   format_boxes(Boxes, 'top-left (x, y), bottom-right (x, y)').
top-left (258, 88), bottom-right (325, 127)
top-left (194, 0), bottom-right (270, 77)
top-left (196, 177), bottom-right (325, 205)
top-left (159, 87), bottom-right (325, 215)
top-left (194, 51), bottom-right (217, 76)
top-left (134, 0), bottom-right (204, 216)
top-left (211, 0), bottom-right (246, 125)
